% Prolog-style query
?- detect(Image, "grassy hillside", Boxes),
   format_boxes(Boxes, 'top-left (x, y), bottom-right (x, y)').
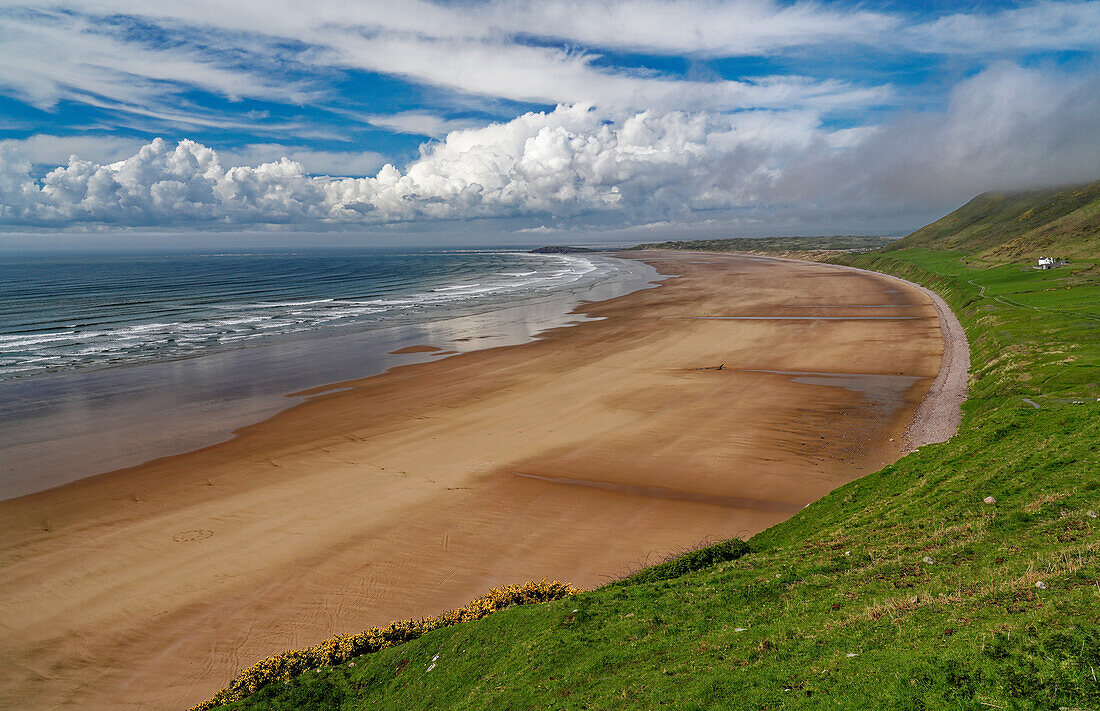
top-left (200, 199), bottom-right (1099, 711)
top-left (634, 235), bottom-right (895, 255)
top-left (889, 180), bottom-right (1100, 261)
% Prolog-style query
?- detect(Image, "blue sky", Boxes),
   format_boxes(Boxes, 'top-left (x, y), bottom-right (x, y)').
top-left (0, 0), bottom-right (1098, 239)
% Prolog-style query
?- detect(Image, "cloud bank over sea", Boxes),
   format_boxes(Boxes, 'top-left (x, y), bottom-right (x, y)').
top-left (0, 1), bottom-right (1098, 235)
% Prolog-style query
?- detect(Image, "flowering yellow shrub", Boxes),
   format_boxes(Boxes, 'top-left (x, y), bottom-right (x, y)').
top-left (188, 579), bottom-right (579, 711)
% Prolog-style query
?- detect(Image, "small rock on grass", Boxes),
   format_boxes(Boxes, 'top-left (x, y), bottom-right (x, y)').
top-left (922, 556), bottom-right (935, 565)
top-left (983, 496), bottom-right (996, 505)
top-left (1035, 581), bottom-right (1047, 590)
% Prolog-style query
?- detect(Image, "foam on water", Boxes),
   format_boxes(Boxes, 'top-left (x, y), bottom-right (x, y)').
top-left (0, 249), bottom-right (661, 498)
top-left (0, 249), bottom-right (618, 383)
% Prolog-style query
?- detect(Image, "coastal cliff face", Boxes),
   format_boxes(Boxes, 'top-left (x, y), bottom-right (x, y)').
top-left (200, 186), bottom-right (1100, 711)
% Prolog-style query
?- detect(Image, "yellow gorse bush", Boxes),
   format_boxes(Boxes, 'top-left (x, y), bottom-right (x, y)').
top-left (189, 579), bottom-right (579, 711)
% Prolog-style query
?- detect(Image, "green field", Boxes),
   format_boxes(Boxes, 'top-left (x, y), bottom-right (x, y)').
top-left (203, 191), bottom-right (1100, 711)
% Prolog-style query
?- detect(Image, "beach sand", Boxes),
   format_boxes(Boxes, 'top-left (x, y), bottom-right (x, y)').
top-left (0, 252), bottom-right (944, 710)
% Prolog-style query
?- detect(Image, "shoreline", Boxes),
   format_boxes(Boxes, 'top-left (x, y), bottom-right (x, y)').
top-left (0, 252), bottom-right (947, 710)
top-left (0, 253), bottom-right (659, 501)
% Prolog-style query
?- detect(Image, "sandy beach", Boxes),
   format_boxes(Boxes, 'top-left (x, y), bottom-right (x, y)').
top-left (0, 252), bottom-right (947, 710)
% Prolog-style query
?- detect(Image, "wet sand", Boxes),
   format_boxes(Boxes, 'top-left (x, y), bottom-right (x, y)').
top-left (0, 252), bottom-right (944, 710)
top-left (0, 255), bottom-right (658, 501)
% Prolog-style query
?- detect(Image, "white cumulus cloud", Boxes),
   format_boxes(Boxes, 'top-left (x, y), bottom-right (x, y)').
top-left (2, 63), bottom-right (1098, 232)
top-left (1, 139), bottom-right (327, 226)
top-left (0, 105), bottom-right (814, 227)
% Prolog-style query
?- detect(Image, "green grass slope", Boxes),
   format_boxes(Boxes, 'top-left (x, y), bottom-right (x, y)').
top-left (205, 208), bottom-right (1099, 711)
top-left (889, 180), bottom-right (1100, 261)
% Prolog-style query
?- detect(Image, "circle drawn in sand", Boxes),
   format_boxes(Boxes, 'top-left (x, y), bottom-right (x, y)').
top-left (172, 529), bottom-right (213, 543)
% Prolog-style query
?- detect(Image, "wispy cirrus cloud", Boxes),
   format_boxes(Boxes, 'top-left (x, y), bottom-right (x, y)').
top-left (0, 134), bottom-right (145, 166)
top-left (5, 1), bottom-right (1093, 130)
top-left (360, 112), bottom-right (488, 138)
top-left (909, 1), bottom-right (1100, 54)
top-left (0, 9), bottom-right (317, 110)
top-left (0, 1), bottom-right (896, 121)
top-left (308, 31), bottom-right (889, 114)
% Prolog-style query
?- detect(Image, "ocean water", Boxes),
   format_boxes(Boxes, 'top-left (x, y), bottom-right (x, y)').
top-left (0, 247), bottom-right (659, 499)
top-left (0, 248), bottom-right (634, 382)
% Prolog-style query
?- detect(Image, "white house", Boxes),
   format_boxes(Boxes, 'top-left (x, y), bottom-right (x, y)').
top-left (1038, 257), bottom-right (1056, 269)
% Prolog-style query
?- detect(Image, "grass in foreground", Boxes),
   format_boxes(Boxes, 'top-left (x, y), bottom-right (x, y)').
top-left (205, 247), bottom-right (1099, 711)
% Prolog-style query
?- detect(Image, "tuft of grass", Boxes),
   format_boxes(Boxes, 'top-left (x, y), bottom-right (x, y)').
top-left (611, 538), bottom-right (751, 587)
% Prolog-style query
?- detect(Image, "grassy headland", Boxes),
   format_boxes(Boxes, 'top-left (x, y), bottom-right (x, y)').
top-left (890, 180), bottom-right (1100, 262)
top-left (205, 186), bottom-right (1099, 711)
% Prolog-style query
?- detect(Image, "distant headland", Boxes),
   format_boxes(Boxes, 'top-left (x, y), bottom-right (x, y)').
top-left (529, 245), bottom-right (597, 253)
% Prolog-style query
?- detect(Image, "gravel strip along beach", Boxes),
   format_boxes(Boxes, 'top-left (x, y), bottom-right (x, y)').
top-left (892, 276), bottom-right (970, 449)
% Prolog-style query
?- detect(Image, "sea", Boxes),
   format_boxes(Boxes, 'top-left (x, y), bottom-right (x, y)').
top-left (0, 247), bottom-right (659, 499)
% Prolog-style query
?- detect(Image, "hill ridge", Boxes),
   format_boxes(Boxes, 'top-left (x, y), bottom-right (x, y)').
top-left (889, 179), bottom-right (1100, 260)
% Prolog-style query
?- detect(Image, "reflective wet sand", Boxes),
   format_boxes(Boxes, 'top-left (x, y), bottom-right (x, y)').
top-left (0, 258), bottom-right (658, 500)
